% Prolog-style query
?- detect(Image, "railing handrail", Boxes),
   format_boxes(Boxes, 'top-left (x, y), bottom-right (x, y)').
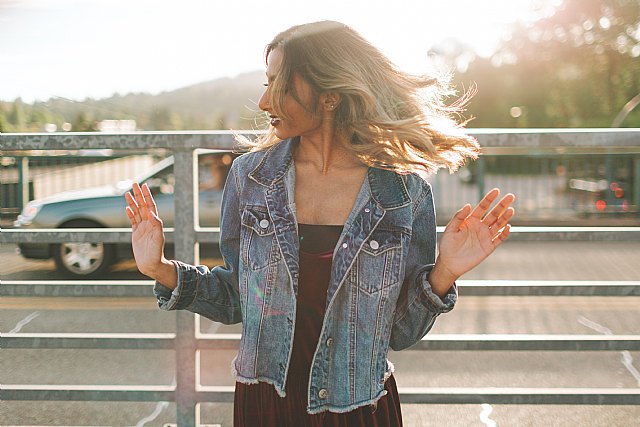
top-left (3, 227), bottom-right (640, 244)
top-left (3, 279), bottom-right (640, 298)
top-left (2, 128), bottom-right (640, 151)
top-left (5, 332), bottom-right (640, 351)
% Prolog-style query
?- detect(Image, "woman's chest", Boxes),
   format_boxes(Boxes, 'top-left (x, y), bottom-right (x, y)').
top-left (293, 166), bottom-right (368, 225)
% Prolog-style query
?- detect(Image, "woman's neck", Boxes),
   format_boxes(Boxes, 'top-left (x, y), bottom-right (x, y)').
top-left (295, 132), bottom-right (361, 175)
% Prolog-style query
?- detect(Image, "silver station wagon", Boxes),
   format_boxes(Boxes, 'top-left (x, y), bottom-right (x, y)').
top-left (14, 151), bottom-right (236, 278)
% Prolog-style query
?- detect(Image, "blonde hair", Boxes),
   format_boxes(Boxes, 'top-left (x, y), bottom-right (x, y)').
top-left (239, 20), bottom-right (480, 176)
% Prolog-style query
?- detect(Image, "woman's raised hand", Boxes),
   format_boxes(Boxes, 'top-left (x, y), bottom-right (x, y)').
top-left (436, 188), bottom-right (515, 280)
top-left (125, 183), bottom-right (166, 277)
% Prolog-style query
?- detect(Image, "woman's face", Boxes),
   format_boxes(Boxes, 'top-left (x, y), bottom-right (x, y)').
top-left (258, 48), bottom-right (323, 140)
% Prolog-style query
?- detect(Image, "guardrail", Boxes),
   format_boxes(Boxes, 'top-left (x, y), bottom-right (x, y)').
top-left (3, 128), bottom-right (640, 223)
top-left (1, 130), bottom-right (640, 426)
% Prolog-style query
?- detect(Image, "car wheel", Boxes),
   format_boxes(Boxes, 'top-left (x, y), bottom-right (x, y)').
top-left (52, 220), bottom-right (115, 278)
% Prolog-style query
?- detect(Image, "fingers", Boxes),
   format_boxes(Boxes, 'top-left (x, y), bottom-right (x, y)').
top-left (489, 207), bottom-right (515, 237)
top-left (483, 192), bottom-right (516, 228)
top-left (445, 203), bottom-right (472, 233)
top-left (125, 191), bottom-right (141, 225)
top-left (492, 223), bottom-right (511, 247)
top-left (125, 182), bottom-right (158, 226)
top-left (469, 188), bottom-right (500, 220)
top-left (132, 182), bottom-right (149, 220)
top-left (141, 183), bottom-right (158, 216)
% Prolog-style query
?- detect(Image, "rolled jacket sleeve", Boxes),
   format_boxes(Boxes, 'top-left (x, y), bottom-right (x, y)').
top-left (152, 160), bottom-right (243, 325)
top-left (389, 179), bottom-right (457, 351)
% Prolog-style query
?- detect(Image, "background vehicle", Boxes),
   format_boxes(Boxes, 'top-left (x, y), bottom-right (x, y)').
top-left (13, 151), bottom-right (236, 278)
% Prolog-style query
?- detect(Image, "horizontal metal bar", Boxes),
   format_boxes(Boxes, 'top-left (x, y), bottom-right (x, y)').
top-left (0, 228), bottom-right (220, 244)
top-left (2, 129), bottom-right (639, 151)
top-left (2, 227), bottom-right (640, 244)
top-left (3, 333), bottom-right (175, 349)
top-left (196, 333), bottom-right (241, 349)
top-left (0, 384), bottom-right (175, 401)
top-left (1, 280), bottom-right (154, 297)
top-left (4, 280), bottom-right (640, 298)
top-left (397, 387), bottom-right (640, 405)
top-left (194, 386), bottom-right (236, 403)
top-left (459, 280), bottom-right (640, 296)
top-left (192, 386), bottom-right (640, 405)
top-left (0, 131), bottom-right (251, 150)
top-left (3, 384), bottom-right (638, 405)
top-left (500, 227), bottom-right (640, 241)
top-left (195, 334), bottom-right (640, 351)
top-left (4, 332), bottom-right (640, 351)
top-left (410, 334), bottom-right (640, 351)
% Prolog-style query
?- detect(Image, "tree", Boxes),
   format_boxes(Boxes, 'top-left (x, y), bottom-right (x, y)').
top-left (455, 0), bottom-right (640, 127)
top-left (72, 112), bottom-right (96, 132)
top-left (8, 98), bottom-right (26, 130)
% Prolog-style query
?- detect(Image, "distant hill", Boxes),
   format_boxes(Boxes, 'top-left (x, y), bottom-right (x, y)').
top-left (0, 71), bottom-right (267, 132)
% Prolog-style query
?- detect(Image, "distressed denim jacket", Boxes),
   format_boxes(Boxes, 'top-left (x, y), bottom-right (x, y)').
top-left (154, 137), bottom-right (457, 414)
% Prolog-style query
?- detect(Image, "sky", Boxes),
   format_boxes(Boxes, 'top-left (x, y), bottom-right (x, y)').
top-left (0, 0), bottom-right (561, 103)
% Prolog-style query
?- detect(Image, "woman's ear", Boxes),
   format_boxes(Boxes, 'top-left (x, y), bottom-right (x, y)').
top-left (321, 92), bottom-right (340, 111)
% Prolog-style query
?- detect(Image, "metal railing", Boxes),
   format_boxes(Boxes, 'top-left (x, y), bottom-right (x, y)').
top-left (1, 129), bottom-right (640, 426)
top-left (3, 129), bottom-right (640, 224)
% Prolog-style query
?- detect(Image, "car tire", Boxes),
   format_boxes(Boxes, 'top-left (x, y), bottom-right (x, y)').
top-left (52, 219), bottom-right (115, 278)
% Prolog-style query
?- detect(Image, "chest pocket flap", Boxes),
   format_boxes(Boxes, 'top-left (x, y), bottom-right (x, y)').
top-left (240, 205), bottom-right (279, 270)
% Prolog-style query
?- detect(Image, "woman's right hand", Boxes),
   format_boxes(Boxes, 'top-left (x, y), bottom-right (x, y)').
top-left (125, 182), bottom-right (167, 277)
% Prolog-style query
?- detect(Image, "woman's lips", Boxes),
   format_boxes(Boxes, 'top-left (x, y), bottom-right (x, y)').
top-left (270, 116), bottom-right (281, 126)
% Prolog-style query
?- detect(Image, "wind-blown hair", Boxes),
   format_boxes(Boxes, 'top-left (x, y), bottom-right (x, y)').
top-left (240, 20), bottom-right (480, 176)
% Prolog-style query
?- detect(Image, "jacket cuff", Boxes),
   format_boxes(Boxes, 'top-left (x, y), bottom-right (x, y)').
top-left (420, 267), bottom-right (458, 313)
top-left (153, 260), bottom-right (197, 310)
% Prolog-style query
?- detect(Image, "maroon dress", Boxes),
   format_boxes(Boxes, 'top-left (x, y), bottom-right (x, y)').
top-left (234, 224), bottom-right (403, 427)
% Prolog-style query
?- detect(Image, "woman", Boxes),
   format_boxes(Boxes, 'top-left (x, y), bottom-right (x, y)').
top-left (125, 21), bottom-right (515, 426)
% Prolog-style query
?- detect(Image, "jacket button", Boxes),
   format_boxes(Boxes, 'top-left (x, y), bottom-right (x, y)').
top-left (259, 219), bottom-right (270, 228)
top-left (369, 240), bottom-right (379, 250)
top-left (326, 337), bottom-right (333, 347)
top-left (342, 243), bottom-right (348, 249)
top-left (364, 208), bottom-right (370, 213)
top-left (318, 389), bottom-right (328, 399)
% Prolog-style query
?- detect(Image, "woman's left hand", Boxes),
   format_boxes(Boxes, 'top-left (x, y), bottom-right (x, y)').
top-left (436, 188), bottom-right (515, 280)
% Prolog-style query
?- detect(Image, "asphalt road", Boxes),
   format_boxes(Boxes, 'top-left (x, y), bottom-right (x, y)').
top-left (2, 240), bottom-right (640, 426)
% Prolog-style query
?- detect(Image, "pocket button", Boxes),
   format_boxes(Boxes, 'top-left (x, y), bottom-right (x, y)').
top-left (259, 219), bottom-right (270, 229)
top-left (369, 240), bottom-right (379, 250)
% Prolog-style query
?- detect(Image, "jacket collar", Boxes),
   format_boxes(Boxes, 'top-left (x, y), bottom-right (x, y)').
top-left (248, 137), bottom-right (410, 209)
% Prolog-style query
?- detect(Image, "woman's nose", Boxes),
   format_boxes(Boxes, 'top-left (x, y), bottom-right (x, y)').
top-left (258, 89), bottom-right (270, 112)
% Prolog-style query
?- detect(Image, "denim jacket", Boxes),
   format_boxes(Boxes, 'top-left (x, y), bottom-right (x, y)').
top-left (154, 137), bottom-right (457, 414)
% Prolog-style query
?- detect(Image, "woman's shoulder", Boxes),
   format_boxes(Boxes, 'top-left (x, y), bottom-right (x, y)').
top-left (230, 147), bottom-right (270, 175)
top-left (401, 171), bottom-right (433, 199)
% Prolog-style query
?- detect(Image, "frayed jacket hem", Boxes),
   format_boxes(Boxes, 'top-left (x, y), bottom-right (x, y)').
top-left (305, 384), bottom-right (391, 415)
top-left (231, 356), bottom-right (288, 398)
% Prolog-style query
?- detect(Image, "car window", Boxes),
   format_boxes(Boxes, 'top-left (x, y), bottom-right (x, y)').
top-left (143, 165), bottom-right (175, 195)
top-left (140, 153), bottom-right (234, 195)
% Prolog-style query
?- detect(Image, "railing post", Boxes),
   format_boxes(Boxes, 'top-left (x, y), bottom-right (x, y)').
top-left (17, 156), bottom-right (30, 208)
top-left (173, 149), bottom-right (199, 426)
top-left (634, 156), bottom-right (640, 217)
top-left (604, 154), bottom-right (615, 209)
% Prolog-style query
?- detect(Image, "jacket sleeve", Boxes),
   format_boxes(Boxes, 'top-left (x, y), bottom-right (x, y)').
top-left (389, 178), bottom-right (457, 350)
top-left (152, 159), bottom-right (242, 325)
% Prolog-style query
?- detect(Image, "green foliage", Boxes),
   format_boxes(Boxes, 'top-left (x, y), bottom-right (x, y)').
top-left (454, 0), bottom-right (640, 128)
